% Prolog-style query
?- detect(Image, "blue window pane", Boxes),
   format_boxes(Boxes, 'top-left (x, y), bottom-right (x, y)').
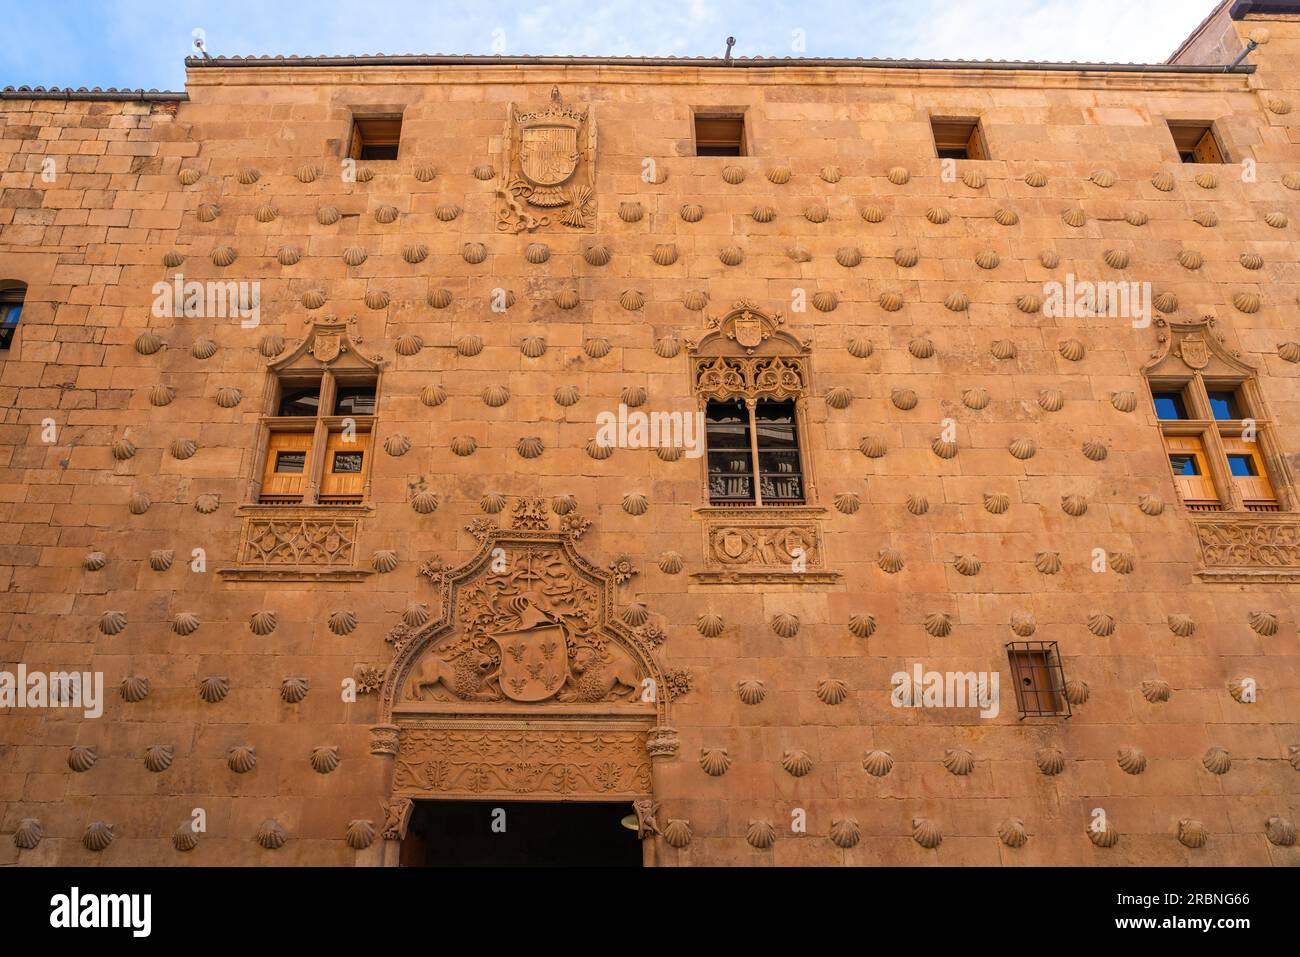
top-left (1207, 391), bottom-right (1242, 420)
top-left (1227, 455), bottom-right (1257, 477)
top-left (1153, 392), bottom-right (1187, 420)
top-left (1170, 454), bottom-right (1199, 476)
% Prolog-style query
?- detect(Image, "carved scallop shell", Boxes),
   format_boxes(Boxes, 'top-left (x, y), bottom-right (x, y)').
top-left (963, 388), bottom-right (990, 410)
top-left (178, 167), bottom-right (201, 185)
top-left (886, 166), bottom-right (910, 185)
top-left (984, 492), bottom-right (1010, 514)
top-left (256, 819), bottom-right (286, 850)
top-left (456, 334), bottom-right (484, 357)
top-left (552, 385), bottom-right (581, 408)
top-left (878, 291), bottom-right (904, 312)
top-left (1279, 341), bottom-right (1300, 363)
top-left (943, 748), bottom-right (975, 776)
top-left (281, 676), bottom-right (310, 705)
top-left (196, 202), bottom-right (220, 221)
top-left (520, 336), bottom-right (547, 359)
top-left (1025, 170), bottom-right (1048, 187)
top-left (923, 612), bottom-right (952, 637)
top-left (461, 242), bottom-right (487, 265)
top-left (1059, 339), bottom-right (1086, 362)
top-left (473, 164), bottom-right (496, 180)
top-left (1151, 169), bottom-right (1175, 191)
top-left (819, 165), bottom-right (842, 183)
top-left (1037, 748), bottom-right (1065, 776)
top-left (1233, 291), bottom-right (1261, 314)
top-left (912, 818), bottom-right (941, 849)
top-left (1155, 291), bottom-right (1180, 316)
top-left (259, 335), bottom-right (285, 359)
top-left (847, 337), bottom-right (873, 359)
top-left (314, 204), bottom-right (342, 226)
top-left (310, 745), bottom-right (340, 774)
top-left (1038, 249), bottom-right (1060, 270)
top-left (1062, 207), bottom-right (1087, 228)
top-left (998, 818), bottom-right (1028, 848)
top-left (771, 613), bottom-right (800, 638)
top-left (816, 678), bottom-right (849, 706)
top-left (847, 614), bottom-right (876, 641)
top-left (975, 250), bottom-right (1000, 270)
top-left (835, 246), bottom-right (862, 268)
top-left (391, 333), bottom-right (425, 358)
top-left (859, 435), bottom-right (887, 459)
top-left (994, 207), bottom-right (1019, 226)
top-left (1178, 819), bottom-right (1208, 849)
top-left (120, 675), bottom-right (150, 703)
top-left (228, 745), bottom-right (257, 774)
top-left (698, 748), bottom-right (730, 777)
top-left (583, 244), bottom-right (612, 267)
top-left (364, 289), bottom-right (391, 310)
top-left (249, 610), bottom-right (277, 636)
top-left (908, 338), bottom-right (935, 361)
top-left (83, 822), bottom-right (114, 852)
top-left (193, 492), bottom-right (220, 515)
top-left (83, 550), bottom-right (108, 572)
top-left (1167, 614), bottom-right (1196, 637)
top-left (1082, 439), bottom-right (1109, 462)
top-left (1195, 210), bottom-right (1219, 228)
top-left (1125, 209), bottom-right (1149, 226)
top-left (254, 203), bottom-right (278, 223)
top-left (1088, 818), bottom-right (1118, 847)
top-left (1010, 612), bottom-right (1036, 637)
top-left (991, 339), bottom-right (1017, 360)
top-left (737, 679), bottom-right (766, 705)
top-left (1199, 746), bottom-right (1231, 775)
top-left (1285, 172), bottom-right (1300, 191)
top-left (474, 492), bottom-right (506, 516)
top-left (764, 164), bottom-right (791, 185)
top-left (860, 204), bottom-right (885, 223)
top-left (829, 818), bottom-right (860, 849)
top-left (1141, 679), bottom-right (1170, 703)
top-left (692, 613), bottom-right (724, 639)
top-left (622, 603), bottom-right (650, 629)
top-left (198, 675), bottom-right (229, 703)
top-left (99, 610), bottom-right (128, 636)
top-left (749, 204), bottom-right (775, 223)
top-left (346, 820), bottom-right (377, 850)
top-left (480, 384), bottom-right (510, 408)
top-left (135, 330), bottom-right (165, 356)
top-left (862, 748), bottom-right (893, 777)
top-left (141, 744), bottom-right (174, 775)
top-left (834, 492), bottom-right (860, 515)
top-left (1247, 610), bottom-right (1279, 637)
top-left (412, 488), bottom-right (441, 511)
top-left (355, 166), bottom-right (374, 182)
top-left (746, 820), bottom-right (776, 849)
top-left (952, 553), bottom-right (980, 576)
top-left (621, 492), bottom-right (648, 516)
top-left (68, 745), bottom-right (98, 772)
top-left (721, 165), bottom-right (745, 185)
top-left (944, 291), bottom-right (970, 312)
top-left (926, 206), bottom-right (951, 225)
top-left (614, 200), bottom-right (644, 224)
top-left (586, 439), bottom-right (613, 460)
top-left (1035, 552), bottom-right (1061, 575)
top-left (653, 334), bottom-right (681, 359)
top-left (1228, 677), bottom-right (1256, 703)
top-left (1265, 210), bottom-right (1289, 228)
top-left (1175, 249), bottom-right (1204, 273)
top-left (718, 246), bottom-right (743, 267)
top-left (662, 820), bottom-right (692, 848)
top-left (1009, 438), bottom-right (1037, 461)
top-left (420, 384), bottom-right (448, 407)
top-left (1065, 679), bottom-right (1090, 705)
top-left (328, 610), bottom-right (357, 636)
top-left (1016, 294), bottom-right (1042, 314)
top-left (371, 550), bottom-right (400, 574)
top-left (1117, 747), bottom-right (1146, 775)
top-left (1266, 816), bottom-right (1297, 847)
top-left (128, 491), bottom-right (151, 514)
top-left (1111, 390), bottom-right (1137, 414)
top-left (903, 494), bottom-right (928, 516)
top-left (878, 548), bottom-right (905, 575)
top-left (210, 245), bottom-right (238, 268)
top-left (657, 551), bottom-right (684, 576)
top-left (110, 437), bottom-right (135, 464)
top-left (681, 290), bottom-right (710, 313)
top-left (1103, 248), bottom-right (1130, 270)
top-left (1088, 168), bottom-right (1116, 188)
top-left (168, 437), bottom-right (199, 460)
top-left (803, 204), bottom-right (829, 224)
top-left (960, 168), bottom-right (985, 189)
top-left (782, 750), bottom-right (814, 777)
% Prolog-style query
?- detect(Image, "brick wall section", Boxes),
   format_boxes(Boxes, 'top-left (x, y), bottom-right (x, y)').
top-left (0, 20), bottom-right (1297, 866)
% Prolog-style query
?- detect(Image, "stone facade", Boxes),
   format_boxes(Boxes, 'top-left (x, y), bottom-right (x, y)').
top-left (1, 1), bottom-right (1298, 866)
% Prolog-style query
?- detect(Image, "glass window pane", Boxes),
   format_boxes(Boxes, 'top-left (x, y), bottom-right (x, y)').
top-left (332, 451), bottom-right (364, 474)
top-left (334, 384), bottom-right (377, 416)
top-left (1227, 454), bottom-right (1258, 477)
top-left (1207, 391), bottom-right (1242, 420)
top-left (755, 401), bottom-right (804, 502)
top-left (278, 387), bottom-right (321, 417)
top-left (1152, 391), bottom-right (1187, 420)
top-left (274, 451), bottom-right (306, 473)
top-left (1169, 454), bottom-right (1200, 476)
top-left (706, 400), bottom-right (754, 502)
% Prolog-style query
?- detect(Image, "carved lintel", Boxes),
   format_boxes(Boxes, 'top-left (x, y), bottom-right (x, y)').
top-left (226, 505), bottom-right (369, 579)
top-left (693, 506), bottom-right (839, 582)
top-left (369, 724), bottom-right (400, 757)
top-left (1193, 515), bottom-right (1300, 581)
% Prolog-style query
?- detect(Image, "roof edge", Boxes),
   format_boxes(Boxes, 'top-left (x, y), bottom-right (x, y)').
top-left (0, 87), bottom-right (188, 102)
top-left (181, 54), bottom-right (1256, 75)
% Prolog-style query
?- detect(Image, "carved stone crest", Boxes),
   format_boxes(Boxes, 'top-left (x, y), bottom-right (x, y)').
top-left (496, 87), bottom-right (596, 233)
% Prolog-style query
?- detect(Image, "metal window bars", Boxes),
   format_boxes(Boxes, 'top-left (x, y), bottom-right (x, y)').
top-left (1006, 641), bottom-right (1071, 719)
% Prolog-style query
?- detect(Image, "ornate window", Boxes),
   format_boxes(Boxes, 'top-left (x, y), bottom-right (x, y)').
top-left (254, 318), bottom-right (382, 506)
top-left (0, 281), bottom-right (25, 350)
top-left (686, 304), bottom-right (836, 583)
top-left (1145, 317), bottom-right (1300, 583)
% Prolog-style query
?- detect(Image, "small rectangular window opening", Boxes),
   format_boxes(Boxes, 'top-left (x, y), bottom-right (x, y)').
top-left (1168, 121), bottom-right (1225, 164)
top-left (694, 113), bottom-right (745, 157)
top-left (1006, 642), bottom-right (1070, 719)
top-left (350, 114), bottom-right (403, 161)
top-left (931, 116), bottom-right (988, 161)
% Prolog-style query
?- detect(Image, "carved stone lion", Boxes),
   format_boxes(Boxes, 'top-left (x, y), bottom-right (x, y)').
top-left (407, 648), bottom-right (500, 701)
top-left (560, 646), bottom-right (641, 703)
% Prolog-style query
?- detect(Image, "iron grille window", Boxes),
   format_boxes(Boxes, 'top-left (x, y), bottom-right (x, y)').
top-left (1006, 641), bottom-right (1070, 719)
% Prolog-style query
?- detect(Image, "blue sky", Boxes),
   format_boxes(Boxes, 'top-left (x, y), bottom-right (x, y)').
top-left (2, 0), bottom-right (1224, 92)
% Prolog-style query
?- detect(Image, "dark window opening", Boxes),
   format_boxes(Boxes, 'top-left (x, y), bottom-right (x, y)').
top-left (332, 451), bottom-right (364, 474)
top-left (931, 116), bottom-right (989, 161)
top-left (1207, 390), bottom-right (1243, 420)
top-left (274, 451), bottom-right (306, 474)
top-left (0, 285), bottom-right (25, 350)
top-left (334, 383), bottom-right (378, 416)
top-left (706, 400), bottom-right (755, 503)
top-left (756, 400), bottom-right (804, 503)
top-left (694, 113), bottom-right (745, 157)
top-left (400, 800), bottom-right (643, 867)
top-left (1007, 642), bottom-right (1070, 718)
top-left (1168, 121), bottom-right (1225, 164)
top-left (350, 114), bottom-right (403, 161)
top-left (1152, 391), bottom-right (1189, 420)
top-left (278, 386), bottom-right (321, 417)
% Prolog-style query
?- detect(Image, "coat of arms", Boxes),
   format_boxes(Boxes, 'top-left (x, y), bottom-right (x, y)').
top-left (489, 595), bottom-right (572, 702)
top-left (1179, 333), bottom-right (1210, 369)
top-left (497, 87), bottom-right (596, 232)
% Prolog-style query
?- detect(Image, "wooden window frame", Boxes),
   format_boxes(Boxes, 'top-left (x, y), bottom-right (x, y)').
top-left (1166, 119), bottom-right (1228, 164)
top-left (1148, 373), bottom-right (1284, 512)
top-left (255, 369), bottom-right (379, 506)
top-left (349, 113), bottom-right (404, 162)
top-left (930, 115), bottom-right (989, 161)
top-left (692, 110), bottom-right (747, 157)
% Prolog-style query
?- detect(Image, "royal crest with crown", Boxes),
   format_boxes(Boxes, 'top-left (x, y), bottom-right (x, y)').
top-left (496, 87), bottom-right (596, 233)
